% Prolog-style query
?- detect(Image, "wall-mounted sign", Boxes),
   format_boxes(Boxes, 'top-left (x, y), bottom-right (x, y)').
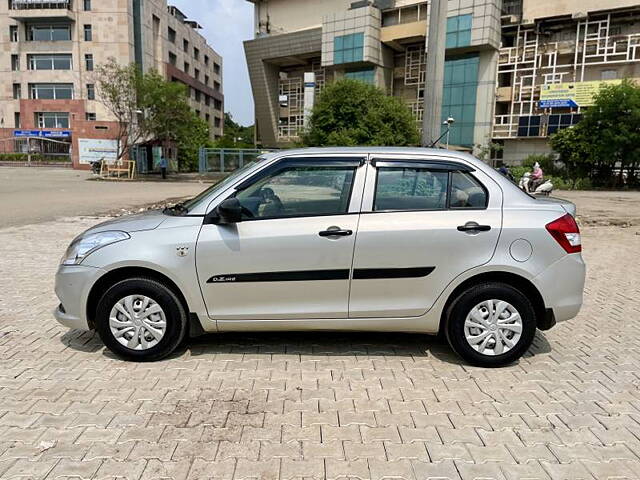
top-left (14, 130), bottom-right (71, 138)
top-left (78, 138), bottom-right (118, 164)
top-left (539, 79), bottom-right (622, 108)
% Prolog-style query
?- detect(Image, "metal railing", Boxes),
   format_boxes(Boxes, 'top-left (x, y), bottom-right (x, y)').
top-left (10, 0), bottom-right (71, 9)
top-left (198, 148), bottom-right (278, 174)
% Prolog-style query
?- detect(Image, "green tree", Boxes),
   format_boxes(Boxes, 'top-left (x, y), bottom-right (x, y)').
top-left (95, 58), bottom-right (210, 170)
top-left (175, 114), bottom-right (210, 171)
top-left (550, 79), bottom-right (640, 187)
top-left (94, 59), bottom-right (148, 161)
top-left (302, 79), bottom-right (419, 147)
top-left (214, 113), bottom-right (255, 148)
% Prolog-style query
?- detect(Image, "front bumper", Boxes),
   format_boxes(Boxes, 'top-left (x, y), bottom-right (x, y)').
top-left (54, 264), bottom-right (105, 331)
top-left (534, 253), bottom-right (586, 323)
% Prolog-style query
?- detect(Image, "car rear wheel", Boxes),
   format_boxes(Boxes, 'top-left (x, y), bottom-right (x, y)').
top-left (445, 282), bottom-right (536, 367)
top-left (96, 278), bottom-right (187, 361)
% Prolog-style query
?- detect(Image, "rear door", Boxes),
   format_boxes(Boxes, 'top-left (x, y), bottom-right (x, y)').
top-left (348, 156), bottom-right (502, 318)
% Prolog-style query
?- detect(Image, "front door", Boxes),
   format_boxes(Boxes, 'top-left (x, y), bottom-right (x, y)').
top-left (196, 156), bottom-right (366, 322)
top-left (349, 157), bottom-right (502, 318)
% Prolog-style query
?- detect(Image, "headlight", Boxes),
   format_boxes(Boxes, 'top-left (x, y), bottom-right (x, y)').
top-left (61, 231), bottom-right (130, 265)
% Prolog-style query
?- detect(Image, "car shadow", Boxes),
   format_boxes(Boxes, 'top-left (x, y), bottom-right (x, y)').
top-left (60, 328), bottom-right (552, 366)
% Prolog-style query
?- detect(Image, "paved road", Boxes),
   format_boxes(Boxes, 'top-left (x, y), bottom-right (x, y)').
top-left (0, 167), bottom-right (206, 228)
top-left (556, 190), bottom-right (640, 226)
top-left (0, 210), bottom-right (639, 478)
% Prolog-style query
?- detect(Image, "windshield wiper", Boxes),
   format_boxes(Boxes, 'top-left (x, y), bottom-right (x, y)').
top-left (163, 202), bottom-right (188, 216)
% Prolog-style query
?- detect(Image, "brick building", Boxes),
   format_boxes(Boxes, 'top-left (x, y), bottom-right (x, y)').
top-left (1, 0), bottom-right (224, 168)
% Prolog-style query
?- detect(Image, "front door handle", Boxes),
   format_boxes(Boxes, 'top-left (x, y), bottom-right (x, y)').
top-left (319, 227), bottom-right (353, 237)
top-left (457, 222), bottom-right (491, 233)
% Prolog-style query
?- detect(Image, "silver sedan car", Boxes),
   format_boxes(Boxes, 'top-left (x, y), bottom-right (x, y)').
top-left (54, 148), bottom-right (586, 367)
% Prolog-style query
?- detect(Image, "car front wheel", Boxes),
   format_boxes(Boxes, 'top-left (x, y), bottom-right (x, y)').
top-left (445, 282), bottom-right (536, 367)
top-left (95, 277), bottom-right (187, 361)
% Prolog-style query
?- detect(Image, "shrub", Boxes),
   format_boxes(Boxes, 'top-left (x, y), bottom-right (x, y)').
top-left (0, 153), bottom-right (70, 163)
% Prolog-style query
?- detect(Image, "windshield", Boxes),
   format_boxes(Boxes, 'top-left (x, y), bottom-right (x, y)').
top-left (181, 158), bottom-right (265, 212)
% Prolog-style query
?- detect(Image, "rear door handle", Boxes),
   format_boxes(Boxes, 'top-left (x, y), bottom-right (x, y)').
top-left (319, 227), bottom-right (353, 237)
top-left (457, 222), bottom-right (491, 232)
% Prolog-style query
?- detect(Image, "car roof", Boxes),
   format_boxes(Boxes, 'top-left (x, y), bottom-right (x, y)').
top-left (261, 146), bottom-right (485, 169)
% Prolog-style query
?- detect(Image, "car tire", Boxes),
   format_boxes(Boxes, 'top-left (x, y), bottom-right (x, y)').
top-left (95, 277), bottom-right (187, 361)
top-left (445, 282), bottom-right (536, 367)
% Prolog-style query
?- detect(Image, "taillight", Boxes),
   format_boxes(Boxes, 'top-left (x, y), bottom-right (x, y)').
top-left (546, 213), bottom-right (581, 253)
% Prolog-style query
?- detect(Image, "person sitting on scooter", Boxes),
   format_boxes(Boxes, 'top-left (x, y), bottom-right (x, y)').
top-left (530, 162), bottom-right (544, 192)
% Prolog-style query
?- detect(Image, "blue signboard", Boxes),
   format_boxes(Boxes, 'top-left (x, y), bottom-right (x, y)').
top-left (14, 130), bottom-right (40, 137)
top-left (42, 131), bottom-right (71, 138)
top-left (538, 99), bottom-right (578, 108)
top-left (13, 130), bottom-right (71, 138)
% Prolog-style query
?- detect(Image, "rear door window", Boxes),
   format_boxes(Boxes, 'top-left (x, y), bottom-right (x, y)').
top-left (373, 166), bottom-right (487, 211)
top-left (374, 167), bottom-right (448, 211)
top-left (449, 171), bottom-right (487, 208)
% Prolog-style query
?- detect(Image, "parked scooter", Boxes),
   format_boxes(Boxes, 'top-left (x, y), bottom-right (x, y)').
top-left (519, 172), bottom-right (554, 195)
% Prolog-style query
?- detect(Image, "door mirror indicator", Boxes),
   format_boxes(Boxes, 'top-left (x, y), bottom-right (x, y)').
top-left (209, 197), bottom-right (242, 224)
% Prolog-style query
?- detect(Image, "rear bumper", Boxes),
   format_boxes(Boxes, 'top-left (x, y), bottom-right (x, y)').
top-left (533, 253), bottom-right (586, 324)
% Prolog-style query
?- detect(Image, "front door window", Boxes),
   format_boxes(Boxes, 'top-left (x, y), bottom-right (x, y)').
top-left (235, 164), bottom-right (356, 220)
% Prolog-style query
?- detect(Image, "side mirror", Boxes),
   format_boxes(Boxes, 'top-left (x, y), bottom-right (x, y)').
top-left (212, 197), bottom-right (242, 224)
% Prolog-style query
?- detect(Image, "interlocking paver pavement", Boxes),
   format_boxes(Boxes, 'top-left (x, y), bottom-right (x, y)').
top-left (1, 217), bottom-right (639, 480)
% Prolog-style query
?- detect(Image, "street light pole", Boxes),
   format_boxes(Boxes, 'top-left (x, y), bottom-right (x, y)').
top-left (421, 0), bottom-right (448, 147)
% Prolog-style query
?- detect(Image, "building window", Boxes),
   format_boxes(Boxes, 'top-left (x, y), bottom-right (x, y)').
top-left (10, 25), bottom-right (18, 42)
top-left (441, 54), bottom-right (479, 146)
top-left (83, 0), bottom-right (91, 10)
top-left (15, 112), bottom-right (21, 129)
top-left (204, 74), bottom-right (209, 86)
top-left (382, 3), bottom-right (427, 27)
top-left (86, 112), bottom-right (96, 121)
top-left (601, 70), bottom-right (617, 80)
top-left (28, 54), bottom-right (72, 70)
top-left (87, 83), bottom-right (95, 100)
top-left (205, 113), bottom-right (210, 122)
top-left (12, 54), bottom-right (20, 71)
top-left (184, 61), bottom-right (190, 74)
top-left (168, 27), bottom-right (176, 43)
top-left (13, 83), bottom-right (21, 99)
top-left (195, 90), bottom-right (201, 102)
top-left (194, 68), bottom-right (200, 80)
top-left (344, 67), bottom-right (375, 84)
top-left (204, 55), bottom-right (209, 66)
top-left (183, 39), bottom-right (189, 52)
top-left (214, 117), bottom-right (221, 128)
top-left (333, 32), bottom-right (364, 64)
top-left (214, 62), bottom-right (220, 75)
top-left (29, 83), bottom-right (74, 99)
top-left (169, 52), bottom-right (177, 66)
top-left (546, 114), bottom-right (582, 135)
top-left (193, 47), bottom-right (200, 60)
top-left (516, 116), bottom-right (541, 137)
top-left (36, 112), bottom-right (70, 129)
top-left (214, 98), bottom-right (222, 111)
top-left (204, 95), bottom-right (210, 106)
top-left (195, 109), bottom-right (201, 117)
top-left (84, 24), bottom-right (92, 41)
top-left (214, 81), bottom-right (220, 92)
top-left (85, 54), bottom-right (94, 71)
top-left (27, 24), bottom-right (71, 42)
top-left (446, 14), bottom-right (472, 49)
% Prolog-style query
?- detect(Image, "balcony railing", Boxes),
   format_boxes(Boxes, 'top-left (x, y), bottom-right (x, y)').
top-left (10, 0), bottom-right (71, 9)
